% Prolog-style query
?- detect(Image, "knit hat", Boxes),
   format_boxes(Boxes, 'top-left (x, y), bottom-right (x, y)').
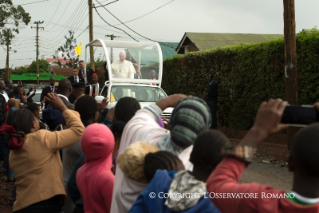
top-left (169, 96), bottom-right (211, 149)
top-left (42, 107), bottom-right (66, 130)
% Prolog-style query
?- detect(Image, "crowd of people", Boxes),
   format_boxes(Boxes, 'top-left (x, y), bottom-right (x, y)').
top-left (1, 66), bottom-right (319, 213)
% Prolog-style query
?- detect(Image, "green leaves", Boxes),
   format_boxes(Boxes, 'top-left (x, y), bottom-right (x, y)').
top-left (0, 0), bottom-right (31, 46)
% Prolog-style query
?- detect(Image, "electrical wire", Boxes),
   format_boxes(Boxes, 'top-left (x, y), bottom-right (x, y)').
top-left (43, 0), bottom-right (63, 28)
top-left (112, 0), bottom-right (174, 26)
top-left (94, 4), bottom-right (139, 42)
top-left (45, 0), bottom-right (74, 31)
top-left (95, 0), bottom-right (175, 49)
top-left (94, 0), bottom-right (118, 8)
top-left (16, 0), bottom-right (49, 6)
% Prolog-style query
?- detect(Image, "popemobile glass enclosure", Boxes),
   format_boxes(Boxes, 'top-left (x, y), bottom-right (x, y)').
top-left (85, 39), bottom-right (163, 86)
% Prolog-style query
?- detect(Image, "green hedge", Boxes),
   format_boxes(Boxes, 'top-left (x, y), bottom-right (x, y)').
top-left (162, 29), bottom-right (319, 130)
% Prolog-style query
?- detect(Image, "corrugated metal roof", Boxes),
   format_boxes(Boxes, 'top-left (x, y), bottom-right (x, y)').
top-left (176, 33), bottom-right (283, 53)
top-left (127, 42), bottom-right (179, 66)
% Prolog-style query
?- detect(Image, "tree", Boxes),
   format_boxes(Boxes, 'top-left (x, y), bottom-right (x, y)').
top-left (0, 0), bottom-right (31, 47)
top-left (28, 59), bottom-right (50, 73)
top-left (60, 30), bottom-right (79, 67)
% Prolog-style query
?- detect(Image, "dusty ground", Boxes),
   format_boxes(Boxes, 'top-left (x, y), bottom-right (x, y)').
top-left (0, 168), bottom-right (13, 213)
top-left (0, 141), bottom-right (293, 213)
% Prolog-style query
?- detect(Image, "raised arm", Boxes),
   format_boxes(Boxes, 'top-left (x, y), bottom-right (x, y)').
top-left (42, 93), bottom-right (85, 150)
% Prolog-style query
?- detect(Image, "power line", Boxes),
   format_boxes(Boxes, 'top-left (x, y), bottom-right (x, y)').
top-left (43, 0), bottom-right (63, 28)
top-left (44, 0), bottom-right (86, 34)
top-left (75, 25), bottom-right (89, 39)
top-left (95, 0), bottom-right (175, 49)
top-left (16, 0), bottom-right (49, 6)
top-left (45, 0), bottom-right (73, 31)
top-left (113, 0), bottom-right (174, 26)
top-left (94, 3), bottom-right (138, 42)
top-left (94, 0), bottom-right (118, 8)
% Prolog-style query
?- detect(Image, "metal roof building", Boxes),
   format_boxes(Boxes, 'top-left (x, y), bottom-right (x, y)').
top-left (176, 33), bottom-right (283, 54)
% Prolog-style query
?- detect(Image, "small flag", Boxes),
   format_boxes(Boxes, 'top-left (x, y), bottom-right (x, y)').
top-left (110, 92), bottom-right (115, 102)
top-left (69, 43), bottom-right (82, 59)
top-left (75, 43), bottom-right (81, 55)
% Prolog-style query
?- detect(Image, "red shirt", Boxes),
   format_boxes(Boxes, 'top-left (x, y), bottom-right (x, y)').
top-left (207, 158), bottom-right (319, 213)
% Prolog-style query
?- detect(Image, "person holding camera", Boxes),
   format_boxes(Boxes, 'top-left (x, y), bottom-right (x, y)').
top-left (207, 100), bottom-right (319, 212)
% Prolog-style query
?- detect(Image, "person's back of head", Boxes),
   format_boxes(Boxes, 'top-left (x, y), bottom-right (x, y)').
top-left (144, 151), bottom-right (185, 182)
top-left (27, 103), bottom-right (40, 118)
top-left (8, 98), bottom-right (20, 109)
top-left (74, 95), bottom-right (98, 125)
top-left (117, 142), bottom-right (160, 183)
top-left (110, 97), bottom-right (140, 140)
top-left (81, 123), bottom-right (114, 163)
top-left (290, 123), bottom-right (319, 177)
top-left (190, 130), bottom-right (231, 181)
top-left (13, 86), bottom-right (21, 96)
top-left (57, 79), bottom-right (72, 96)
top-left (169, 96), bottom-right (211, 150)
top-left (0, 108), bottom-right (36, 150)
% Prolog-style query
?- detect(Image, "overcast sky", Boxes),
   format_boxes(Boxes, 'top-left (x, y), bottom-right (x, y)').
top-left (1, 0), bottom-right (319, 68)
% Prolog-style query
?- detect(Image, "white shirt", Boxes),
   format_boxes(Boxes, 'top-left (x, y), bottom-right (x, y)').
top-left (74, 76), bottom-right (79, 83)
top-left (58, 94), bottom-right (69, 101)
top-left (111, 60), bottom-right (136, 79)
top-left (0, 90), bottom-right (9, 102)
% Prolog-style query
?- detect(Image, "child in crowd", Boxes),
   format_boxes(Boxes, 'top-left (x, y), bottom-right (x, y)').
top-left (130, 130), bottom-right (230, 213)
top-left (111, 95), bottom-right (212, 213)
top-left (114, 142), bottom-right (160, 212)
top-left (76, 124), bottom-right (115, 213)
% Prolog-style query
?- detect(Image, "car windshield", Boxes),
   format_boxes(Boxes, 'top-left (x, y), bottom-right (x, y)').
top-left (111, 85), bottom-right (166, 102)
top-left (33, 93), bottom-right (41, 102)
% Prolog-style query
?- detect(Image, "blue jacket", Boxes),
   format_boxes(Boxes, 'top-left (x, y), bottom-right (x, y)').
top-left (129, 170), bottom-right (220, 213)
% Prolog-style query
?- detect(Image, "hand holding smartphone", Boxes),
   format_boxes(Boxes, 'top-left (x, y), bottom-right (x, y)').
top-left (281, 105), bottom-right (319, 127)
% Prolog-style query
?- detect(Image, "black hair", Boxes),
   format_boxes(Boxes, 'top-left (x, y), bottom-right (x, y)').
top-left (74, 95), bottom-right (98, 122)
top-left (190, 130), bottom-right (231, 173)
top-left (79, 60), bottom-right (84, 63)
top-left (5, 79), bottom-right (12, 86)
top-left (73, 66), bottom-right (78, 69)
top-left (110, 97), bottom-right (140, 139)
top-left (291, 123), bottom-right (319, 176)
top-left (13, 86), bottom-right (21, 95)
top-left (7, 108), bottom-right (35, 134)
top-left (27, 103), bottom-right (39, 113)
top-left (57, 79), bottom-right (71, 94)
top-left (144, 151), bottom-right (185, 182)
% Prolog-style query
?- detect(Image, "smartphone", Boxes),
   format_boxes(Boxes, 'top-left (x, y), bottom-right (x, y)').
top-left (281, 105), bottom-right (319, 127)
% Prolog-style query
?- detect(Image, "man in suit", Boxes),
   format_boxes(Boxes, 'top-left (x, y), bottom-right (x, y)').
top-left (41, 76), bottom-right (56, 109)
top-left (78, 60), bottom-right (93, 85)
top-left (67, 66), bottom-right (82, 84)
top-left (205, 74), bottom-right (218, 129)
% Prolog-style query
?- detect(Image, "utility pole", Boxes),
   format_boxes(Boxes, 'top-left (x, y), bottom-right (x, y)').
top-left (105, 34), bottom-right (119, 60)
top-left (5, 29), bottom-right (11, 80)
top-left (283, 0), bottom-right (298, 150)
top-left (31, 21), bottom-right (44, 85)
top-left (89, 0), bottom-right (95, 71)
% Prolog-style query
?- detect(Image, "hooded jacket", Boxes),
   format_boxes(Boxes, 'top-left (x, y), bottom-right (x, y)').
top-left (129, 170), bottom-right (220, 213)
top-left (76, 123), bottom-right (115, 213)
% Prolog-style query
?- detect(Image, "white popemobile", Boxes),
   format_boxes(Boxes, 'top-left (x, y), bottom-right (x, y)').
top-left (84, 39), bottom-right (173, 120)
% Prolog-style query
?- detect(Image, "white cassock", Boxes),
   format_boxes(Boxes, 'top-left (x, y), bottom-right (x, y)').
top-left (111, 60), bottom-right (136, 79)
